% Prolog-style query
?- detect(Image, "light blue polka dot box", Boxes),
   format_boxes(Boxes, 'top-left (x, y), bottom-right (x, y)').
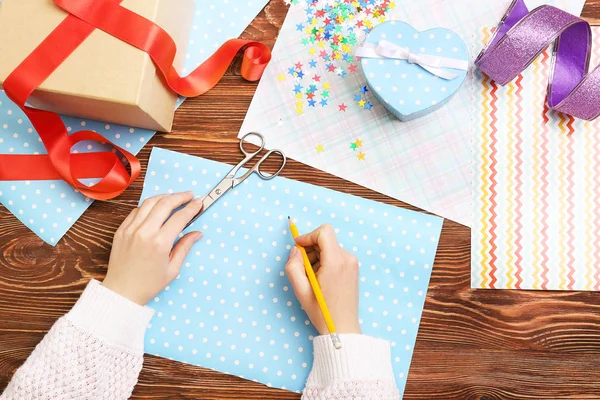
top-left (357, 21), bottom-right (469, 121)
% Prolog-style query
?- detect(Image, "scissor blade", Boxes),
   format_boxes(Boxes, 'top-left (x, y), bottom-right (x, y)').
top-left (184, 178), bottom-right (234, 230)
top-left (204, 178), bottom-right (235, 209)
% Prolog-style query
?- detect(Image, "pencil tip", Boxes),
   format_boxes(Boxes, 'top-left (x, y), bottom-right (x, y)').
top-left (288, 216), bottom-right (291, 220)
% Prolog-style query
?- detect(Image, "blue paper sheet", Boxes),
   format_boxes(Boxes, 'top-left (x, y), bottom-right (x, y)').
top-left (0, 0), bottom-right (269, 245)
top-left (142, 147), bottom-right (444, 395)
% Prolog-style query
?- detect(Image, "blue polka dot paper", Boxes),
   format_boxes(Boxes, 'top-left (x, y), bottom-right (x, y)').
top-left (0, 0), bottom-right (269, 245)
top-left (361, 21), bottom-right (469, 121)
top-left (182, 0), bottom-right (270, 75)
top-left (142, 147), bottom-right (444, 395)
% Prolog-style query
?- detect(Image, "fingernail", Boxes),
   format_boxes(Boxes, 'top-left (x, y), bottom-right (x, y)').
top-left (193, 196), bottom-right (203, 204)
top-left (290, 246), bottom-right (299, 257)
top-left (194, 232), bottom-right (204, 241)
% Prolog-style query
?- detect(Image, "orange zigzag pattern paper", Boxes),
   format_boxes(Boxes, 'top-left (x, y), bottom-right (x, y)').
top-left (472, 27), bottom-right (600, 291)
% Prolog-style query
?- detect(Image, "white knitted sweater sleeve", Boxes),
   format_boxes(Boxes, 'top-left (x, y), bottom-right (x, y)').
top-left (302, 334), bottom-right (401, 400)
top-left (0, 280), bottom-right (154, 400)
top-left (1, 281), bottom-right (399, 400)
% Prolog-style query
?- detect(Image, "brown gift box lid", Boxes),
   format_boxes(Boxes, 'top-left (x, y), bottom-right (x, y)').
top-left (0, 0), bottom-right (194, 132)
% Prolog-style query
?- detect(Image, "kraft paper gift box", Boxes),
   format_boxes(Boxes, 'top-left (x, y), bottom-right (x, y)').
top-left (0, 0), bottom-right (194, 132)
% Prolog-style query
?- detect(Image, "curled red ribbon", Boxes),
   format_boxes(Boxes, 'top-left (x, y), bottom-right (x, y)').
top-left (0, 0), bottom-right (271, 200)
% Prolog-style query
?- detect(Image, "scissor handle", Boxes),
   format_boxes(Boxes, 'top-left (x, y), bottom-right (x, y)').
top-left (254, 149), bottom-right (287, 180)
top-left (239, 132), bottom-right (266, 156)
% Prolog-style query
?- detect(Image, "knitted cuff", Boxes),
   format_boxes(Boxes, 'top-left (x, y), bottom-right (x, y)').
top-left (307, 334), bottom-right (396, 386)
top-left (65, 279), bottom-right (155, 353)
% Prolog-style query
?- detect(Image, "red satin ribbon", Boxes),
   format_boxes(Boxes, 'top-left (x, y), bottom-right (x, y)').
top-left (0, 0), bottom-right (271, 200)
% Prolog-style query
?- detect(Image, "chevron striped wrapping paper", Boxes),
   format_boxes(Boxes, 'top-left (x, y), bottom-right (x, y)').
top-left (472, 27), bottom-right (600, 291)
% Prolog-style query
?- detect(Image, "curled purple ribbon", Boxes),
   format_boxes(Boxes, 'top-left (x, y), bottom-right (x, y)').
top-left (476, 0), bottom-right (600, 121)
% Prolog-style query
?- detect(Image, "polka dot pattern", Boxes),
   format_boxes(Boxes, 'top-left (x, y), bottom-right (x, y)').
top-left (0, 0), bottom-right (269, 245)
top-left (143, 148), bottom-right (443, 394)
top-left (361, 21), bottom-right (469, 121)
top-left (183, 0), bottom-right (270, 74)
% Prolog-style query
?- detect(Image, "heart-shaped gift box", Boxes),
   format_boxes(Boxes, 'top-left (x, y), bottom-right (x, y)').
top-left (358, 21), bottom-right (469, 121)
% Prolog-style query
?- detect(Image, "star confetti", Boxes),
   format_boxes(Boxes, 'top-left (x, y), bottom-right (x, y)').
top-left (350, 139), bottom-right (365, 160)
top-left (285, 0), bottom-right (395, 116)
top-left (300, 0), bottom-right (395, 79)
top-left (316, 144), bottom-right (325, 153)
top-left (285, 61), bottom-right (334, 115)
top-left (350, 139), bottom-right (363, 151)
top-left (354, 86), bottom-right (374, 111)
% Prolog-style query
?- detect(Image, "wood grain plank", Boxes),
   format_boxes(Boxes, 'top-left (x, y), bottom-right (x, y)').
top-left (2, 1), bottom-right (600, 398)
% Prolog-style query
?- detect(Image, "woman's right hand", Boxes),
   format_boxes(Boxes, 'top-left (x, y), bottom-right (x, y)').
top-left (285, 224), bottom-right (361, 335)
top-left (102, 191), bottom-right (204, 306)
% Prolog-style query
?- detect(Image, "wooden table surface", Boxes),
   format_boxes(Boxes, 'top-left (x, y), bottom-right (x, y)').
top-left (2, 1), bottom-right (600, 399)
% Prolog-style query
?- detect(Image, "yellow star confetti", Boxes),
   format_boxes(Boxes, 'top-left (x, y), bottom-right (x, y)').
top-left (308, 47), bottom-right (316, 55)
top-left (354, 139), bottom-right (363, 148)
top-left (357, 152), bottom-right (366, 161)
top-left (277, 74), bottom-right (285, 81)
top-left (316, 144), bottom-right (325, 153)
top-left (358, 99), bottom-right (366, 107)
top-left (323, 82), bottom-right (331, 90)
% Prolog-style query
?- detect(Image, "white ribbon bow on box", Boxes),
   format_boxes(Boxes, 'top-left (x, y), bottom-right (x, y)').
top-left (355, 40), bottom-right (469, 80)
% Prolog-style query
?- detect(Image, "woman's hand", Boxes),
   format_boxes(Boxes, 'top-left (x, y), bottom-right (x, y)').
top-left (102, 191), bottom-right (204, 305)
top-left (285, 224), bottom-right (361, 335)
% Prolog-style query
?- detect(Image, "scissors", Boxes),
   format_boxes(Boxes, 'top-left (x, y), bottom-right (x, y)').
top-left (185, 132), bottom-right (286, 229)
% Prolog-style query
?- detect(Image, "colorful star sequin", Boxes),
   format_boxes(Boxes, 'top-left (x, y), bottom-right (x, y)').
top-left (354, 86), bottom-right (374, 110)
top-left (282, 0), bottom-right (394, 116)
top-left (301, 0), bottom-right (395, 78)
top-left (283, 61), bottom-right (334, 115)
top-left (350, 139), bottom-right (364, 151)
top-left (349, 138), bottom-right (366, 160)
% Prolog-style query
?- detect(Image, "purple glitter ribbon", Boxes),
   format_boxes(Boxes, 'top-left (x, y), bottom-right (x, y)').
top-left (475, 0), bottom-right (600, 120)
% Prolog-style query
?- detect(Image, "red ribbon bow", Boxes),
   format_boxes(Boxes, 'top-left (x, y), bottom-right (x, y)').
top-left (0, 0), bottom-right (271, 200)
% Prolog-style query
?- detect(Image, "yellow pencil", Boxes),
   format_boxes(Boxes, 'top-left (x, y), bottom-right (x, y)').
top-left (288, 217), bottom-right (341, 350)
